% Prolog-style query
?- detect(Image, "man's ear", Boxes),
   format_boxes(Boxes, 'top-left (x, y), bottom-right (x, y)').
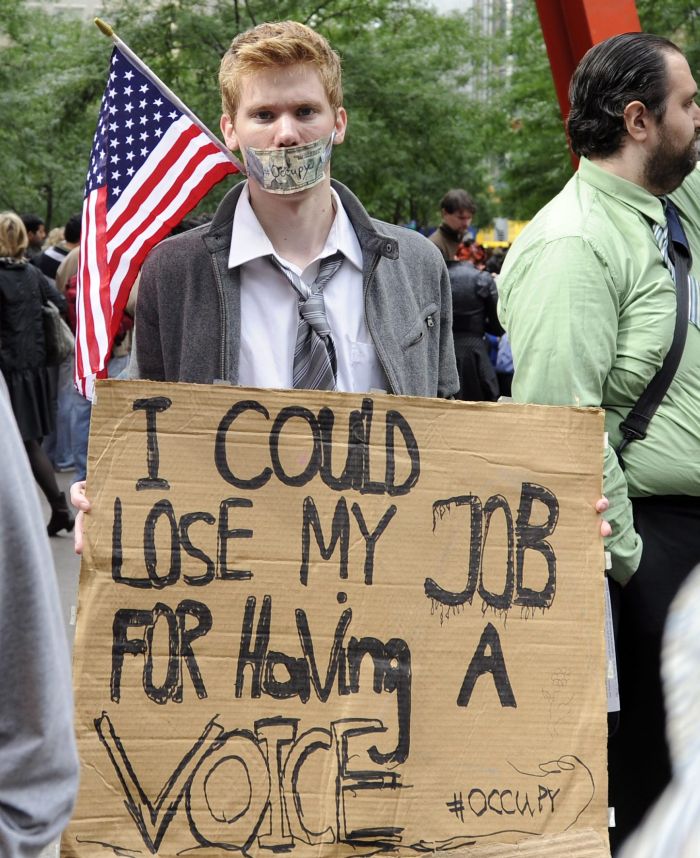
top-left (623, 100), bottom-right (652, 142)
top-left (220, 114), bottom-right (239, 152)
top-left (333, 107), bottom-right (348, 145)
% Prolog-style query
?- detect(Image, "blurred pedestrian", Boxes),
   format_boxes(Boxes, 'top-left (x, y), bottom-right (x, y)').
top-left (618, 564), bottom-right (700, 857)
top-left (0, 212), bottom-right (74, 535)
top-left (446, 259), bottom-right (503, 401)
top-left (55, 244), bottom-right (79, 294)
top-left (458, 239), bottom-right (487, 269)
top-left (484, 250), bottom-right (513, 397)
top-left (41, 214), bottom-right (82, 473)
top-left (0, 372), bottom-right (79, 855)
top-left (20, 213), bottom-right (46, 261)
top-left (36, 213), bottom-right (81, 283)
top-left (429, 188), bottom-right (476, 261)
top-left (44, 226), bottom-right (65, 249)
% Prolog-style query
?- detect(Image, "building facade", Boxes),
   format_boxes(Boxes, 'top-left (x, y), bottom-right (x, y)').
top-left (25, 0), bottom-right (102, 20)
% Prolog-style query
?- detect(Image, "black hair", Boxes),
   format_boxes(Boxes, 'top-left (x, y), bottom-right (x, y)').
top-left (20, 212), bottom-right (45, 234)
top-left (485, 253), bottom-right (505, 275)
top-left (440, 188), bottom-right (476, 215)
top-left (567, 32), bottom-right (681, 158)
top-left (64, 214), bottom-right (82, 244)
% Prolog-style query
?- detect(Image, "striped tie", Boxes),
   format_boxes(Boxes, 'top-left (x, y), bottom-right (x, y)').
top-left (270, 251), bottom-right (345, 390)
top-left (653, 198), bottom-right (699, 328)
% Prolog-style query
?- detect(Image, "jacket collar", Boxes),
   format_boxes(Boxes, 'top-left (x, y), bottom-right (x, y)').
top-left (438, 222), bottom-right (462, 243)
top-left (0, 257), bottom-right (27, 269)
top-left (203, 179), bottom-right (399, 260)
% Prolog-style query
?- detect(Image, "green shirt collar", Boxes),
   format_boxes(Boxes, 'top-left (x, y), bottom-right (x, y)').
top-left (578, 156), bottom-right (666, 225)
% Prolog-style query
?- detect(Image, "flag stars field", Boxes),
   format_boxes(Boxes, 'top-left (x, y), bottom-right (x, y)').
top-left (75, 34), bottom-right (240, 398)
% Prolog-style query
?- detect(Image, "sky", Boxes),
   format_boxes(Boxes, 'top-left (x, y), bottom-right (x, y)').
top-left (429, 0), bottom-right (466, 11)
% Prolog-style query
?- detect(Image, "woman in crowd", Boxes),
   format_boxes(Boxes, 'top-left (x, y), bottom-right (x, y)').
top-left (0, 212), bottom-right (73, 535)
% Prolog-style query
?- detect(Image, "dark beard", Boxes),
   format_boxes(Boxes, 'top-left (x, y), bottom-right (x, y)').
top-left (644, 130), bottom-right (698, 195)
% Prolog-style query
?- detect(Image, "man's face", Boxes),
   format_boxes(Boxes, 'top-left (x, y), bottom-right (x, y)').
top-left (28, 224), bottom-right (46, 248)
top-left (220, 63), bottom-right (346, 164)
top-left (644, 52), bottom-right (700, 195)
top-left (442, 208), bottom-right (473, 238)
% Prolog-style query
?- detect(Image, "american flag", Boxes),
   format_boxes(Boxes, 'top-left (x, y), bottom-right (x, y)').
top-left (75, 37), bottom-right (242, 398)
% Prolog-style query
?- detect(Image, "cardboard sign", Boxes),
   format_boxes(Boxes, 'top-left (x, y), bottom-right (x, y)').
top-left (64, 380), bottom-right (608, 857)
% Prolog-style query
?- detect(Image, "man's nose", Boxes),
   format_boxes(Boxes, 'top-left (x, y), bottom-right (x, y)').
top-left (274, 114), bottom-right (300, 147)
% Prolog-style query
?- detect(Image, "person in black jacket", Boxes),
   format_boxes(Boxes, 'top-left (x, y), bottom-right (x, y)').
top-left (0, 212), bottom-right (73, 535)
top-left (446, 259), bottom-right (503, 400)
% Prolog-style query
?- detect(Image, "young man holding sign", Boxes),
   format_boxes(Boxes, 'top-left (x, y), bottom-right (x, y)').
top-left (72, 23), bottom-right (608, 538)
top-left (133, 20), bottom-right (459, 396)
top-left (73, 20), bottom-right (460, 546)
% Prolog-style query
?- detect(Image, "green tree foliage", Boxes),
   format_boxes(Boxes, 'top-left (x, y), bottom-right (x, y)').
top-left (637, 0), bottom-right (700, 70)
top-left (4, 0), bottom-right (697, 229)
top-left (0, 0), bottom-right (105, 226)
top-left (331, 8), bottom-right (495, 226)
top-left (478, 0), bottom-right (700, 221)
top-left (1, 0), bottom-right (493, 229)
top-left (473, 0), bottom-right (573, 220)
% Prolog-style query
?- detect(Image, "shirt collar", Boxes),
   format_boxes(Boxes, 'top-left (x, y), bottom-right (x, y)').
top-left (578, 156), bottom-right (667, 226)
top-left (228, 182), bottom-right (363, 272)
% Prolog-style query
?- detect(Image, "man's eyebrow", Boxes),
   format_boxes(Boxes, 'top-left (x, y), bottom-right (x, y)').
top-left (246, 97), bottom-right (325, 111)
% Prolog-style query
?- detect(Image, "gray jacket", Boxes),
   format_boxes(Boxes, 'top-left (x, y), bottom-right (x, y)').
top-left (135, 180), bottom-right (459, 398)
top-left (0, 376), bottom-right (79, 856)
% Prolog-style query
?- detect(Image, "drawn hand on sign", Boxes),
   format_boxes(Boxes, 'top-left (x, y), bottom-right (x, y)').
top-left (436, 755), bottom-right (595, 843)
top-left (69, 479), bottom-right (89, 555)
top-left (542, 670), bottom-right (574, 738)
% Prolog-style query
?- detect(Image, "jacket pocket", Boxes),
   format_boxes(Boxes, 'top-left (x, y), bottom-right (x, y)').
top-left (400, 303), bottom-right (439, 349)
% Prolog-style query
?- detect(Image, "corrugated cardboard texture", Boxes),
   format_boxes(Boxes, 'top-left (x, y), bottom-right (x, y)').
top-left (438, 828), bottom-right (608, 856)
top-left (63, 381), bottom-right (608, 857)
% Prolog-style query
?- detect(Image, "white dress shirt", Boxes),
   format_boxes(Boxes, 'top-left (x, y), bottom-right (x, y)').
top-left (228, 184), bottom-right (388, 392)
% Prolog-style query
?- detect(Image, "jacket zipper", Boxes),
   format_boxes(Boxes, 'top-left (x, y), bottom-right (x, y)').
top-left (363, 251), bottom-right (399, 394)
top-left (211, 255), bottom-right (228, 381)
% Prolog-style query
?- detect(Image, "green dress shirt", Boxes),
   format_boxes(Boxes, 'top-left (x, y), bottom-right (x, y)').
top-left (499, 158), bottom-right (700, 584)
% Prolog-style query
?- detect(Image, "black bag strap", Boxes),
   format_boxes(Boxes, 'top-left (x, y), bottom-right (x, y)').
top-left (616, 201), bottom-right (691, 466)
top-left (35, 266), bottom-right (50, 305)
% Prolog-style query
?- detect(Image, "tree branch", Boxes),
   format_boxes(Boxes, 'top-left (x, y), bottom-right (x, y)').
top-left (304, 2), bottom-right (358, 28)
top-left (243, 0), bottom-right (257, 26)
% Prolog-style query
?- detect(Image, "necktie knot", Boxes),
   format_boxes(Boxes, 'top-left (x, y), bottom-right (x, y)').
top-left (269, 251), bottom-right (345, 390)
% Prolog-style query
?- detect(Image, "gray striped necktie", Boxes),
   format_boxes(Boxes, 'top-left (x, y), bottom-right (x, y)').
top-left (270, 251), bottom-right (345, 390)
top-left (653, 198), bottom-right (699, 328)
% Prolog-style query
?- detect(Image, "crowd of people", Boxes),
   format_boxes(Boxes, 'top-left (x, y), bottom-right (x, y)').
top-left (0, 212), bottom-right (74, 535)
top-left (1, 18), bottom-right (699, 858)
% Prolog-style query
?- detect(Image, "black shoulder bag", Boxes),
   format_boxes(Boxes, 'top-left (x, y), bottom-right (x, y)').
top-left (616, 201), bottom-right (691, 467)
top-left (38, 274), bottom-right (75, 367)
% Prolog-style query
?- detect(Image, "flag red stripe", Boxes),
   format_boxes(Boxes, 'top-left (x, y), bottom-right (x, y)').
top-left (75, 206), bottom-right (90, 383)
top-left (106, 144), bottom-right (230, 286)
top-left (75, 44), bottom-right (239, 397)
top-left (94, 186), bottom-right (112, 363)
top-left (78, 192), bottom-right (103, 376)
top-left (106, 123), bottom-right (202, 241)
top-left (106, 159), bottom-right (235, 340)
top-left (106, 138), bottom-right (227, 257)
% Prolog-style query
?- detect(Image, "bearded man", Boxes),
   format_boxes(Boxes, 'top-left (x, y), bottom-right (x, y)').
top-left (497, 32), bottom-right (700, 851)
